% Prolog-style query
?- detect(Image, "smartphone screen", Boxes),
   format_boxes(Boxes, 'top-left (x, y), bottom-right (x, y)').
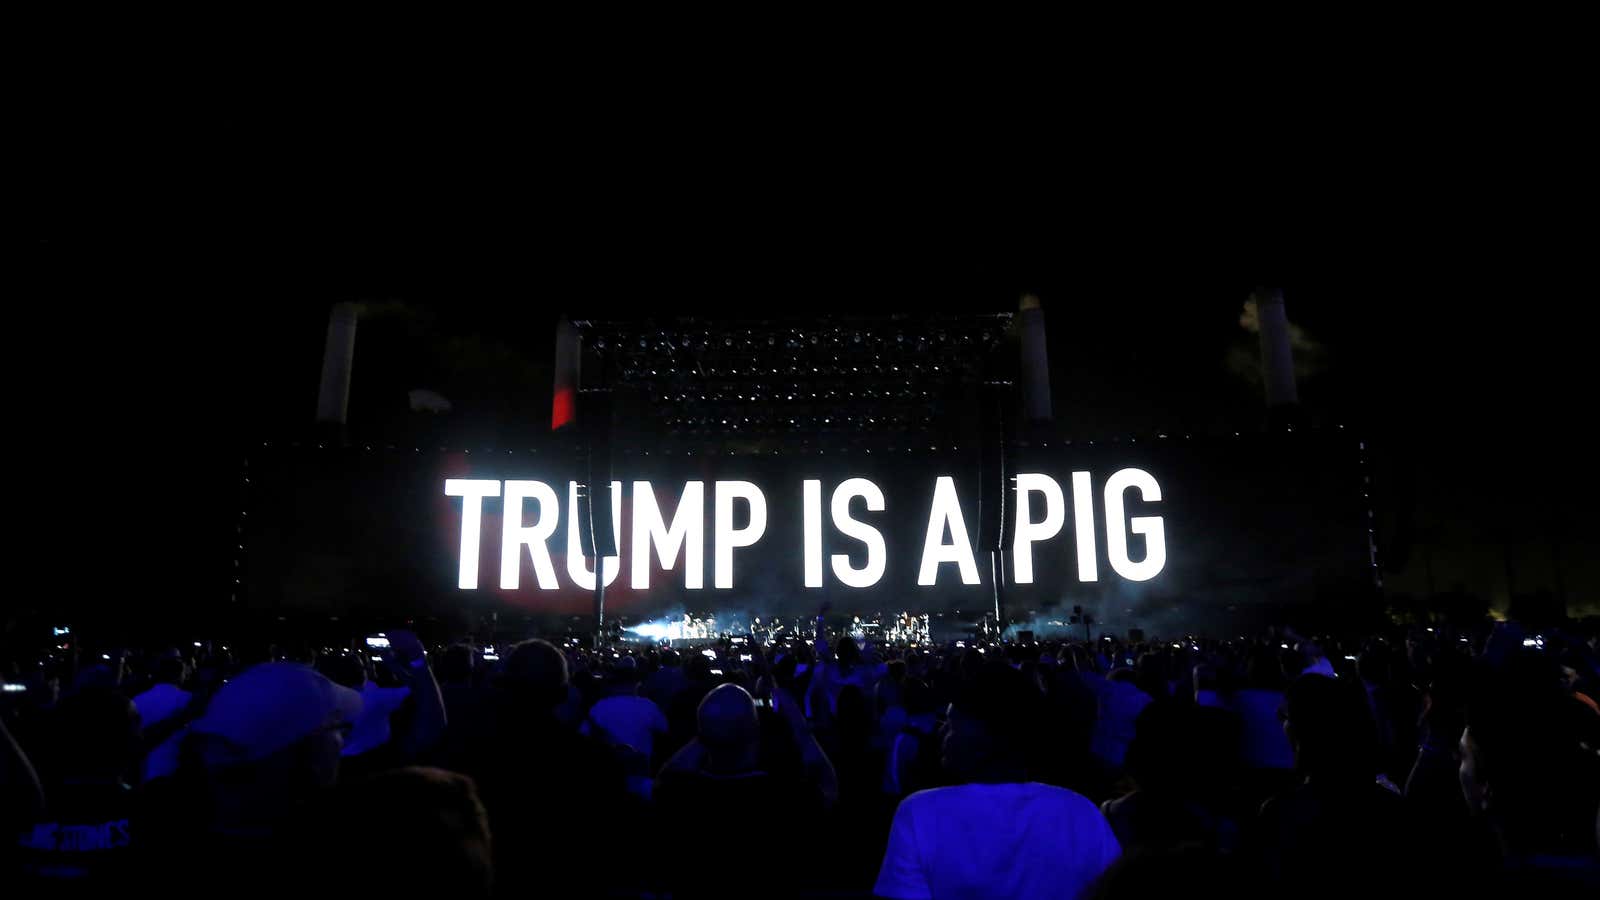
top-left (366, 635), bottom-right (391, 649)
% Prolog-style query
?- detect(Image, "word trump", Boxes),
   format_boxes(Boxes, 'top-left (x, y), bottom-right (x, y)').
top-left (445, 469), bottom-right (1164, 591)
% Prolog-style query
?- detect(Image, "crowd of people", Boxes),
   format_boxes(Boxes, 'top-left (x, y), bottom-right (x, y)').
top-left (3, 610), bottom-right (1598, 897)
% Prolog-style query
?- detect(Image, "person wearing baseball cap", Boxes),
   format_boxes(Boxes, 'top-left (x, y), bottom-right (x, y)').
top-left (188, 663), bottom-right (362, 837)
top-left (133, 662), bottom-right (365, 888)
top-left (192, 662), bottom-right (363, 766)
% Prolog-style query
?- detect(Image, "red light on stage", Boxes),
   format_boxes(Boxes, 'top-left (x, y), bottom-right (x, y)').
top-left (552, 386), bottom-right (575, 431)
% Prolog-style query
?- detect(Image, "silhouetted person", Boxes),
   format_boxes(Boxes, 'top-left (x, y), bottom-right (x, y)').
top-left (582, 656), bottom-right (667, 764)
top-left (428, 644), bottom-right (495, 775)
top-left (810, 633), bottom-right (886, 717)
top-left (655, 683), bottom-right (837, 899)
top-left (883, 677), bottom-right (944, 797)
top-left (458, 639), bottom-right (628, 897)
top-left (643, 647), bottom-right (689, 710)
top-left (1256, 674), bottom-right (1415, 893)
top-left (1459, 653), bottom-right (1600, 888)
top-left (830, 683), bottom-right (891, 884)
top-left (435, 644), bottom-right (476, 688)
top-left (131, 656), bottom-right (191, 731)
top-left (1134, 652), bottom-right (1170, 701)
top-left (832, 684), bottom-right (879, 797)
top-left (666, 652), bottom-right (720, 754)
top-left (1, 715), bottom-right (46, 835)
top-left (12, 690), bottom-right (142, 888)
top-left (316, 631), bottom-right (446, 767)
top-left (1086, 845), bottom-right (1241, 900)
top-left (1102, 700), bottom-right (1241, 853)
top-left (1231, 647), bottom-right (1294, 801)
top-left (1041, 652), bottom-right (1105, 797)
top-left (876, 663), bottom-right (1120, 899)
top-left (1403, 653), bottom-right (1477, 873)
top-left (142, 663), bottom-right (361, 888)
top-left (1091, 667), bottom-right (1150, 769)
top-left (303, 766), bottom-right (494, 897)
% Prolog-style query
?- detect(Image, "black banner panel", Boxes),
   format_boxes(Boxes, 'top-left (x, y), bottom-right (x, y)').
top-left (245, 433), bottom-right (1370, 636)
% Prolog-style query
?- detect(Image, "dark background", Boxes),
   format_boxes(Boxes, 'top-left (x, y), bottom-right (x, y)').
top-left (14, 102), bottom-right (1597, 640)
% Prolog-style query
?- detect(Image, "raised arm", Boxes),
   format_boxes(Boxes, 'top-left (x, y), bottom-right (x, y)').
top-left (658, 736), bottom-right (708, 776)
top-left (776, 686), bottom-right (839, 809)
top-left (1, 715), bottom-right (45, 829)
top-left (388, 630), bottom-right (447, 758)
top-left (813, 601), bottom-right (832, 658)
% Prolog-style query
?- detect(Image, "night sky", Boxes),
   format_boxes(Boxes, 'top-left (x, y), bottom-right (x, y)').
top-left (17, 107), bottom-right (1596, 627)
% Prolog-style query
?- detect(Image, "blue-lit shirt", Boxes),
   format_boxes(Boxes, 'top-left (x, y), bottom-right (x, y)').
top-left (875, 782), bottom-right (1120, 900)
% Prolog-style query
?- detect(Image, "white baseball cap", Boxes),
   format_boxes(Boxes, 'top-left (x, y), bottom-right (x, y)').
top-left (192, 662), bottom-right (362, 764)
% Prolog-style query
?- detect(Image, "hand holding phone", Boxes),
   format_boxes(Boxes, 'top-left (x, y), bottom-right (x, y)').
top-left (367, 630), bottom-right (426, 673)
top-left (385, 630), bottom-right (426, 665)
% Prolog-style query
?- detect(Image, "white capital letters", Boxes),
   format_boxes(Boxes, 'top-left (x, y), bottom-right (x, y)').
top-left (500, 481), bottom-right (561, 589)
top-left (830, 478), bottom-right (886, 588)
top-left (918, 476), bottom-right (980, 585)
top-left (714, 481), bottom-right (768, 589)
top-left (1104, 468), bottom-right (1166, 582)
top-left (1012, 473), bottom-right (1064, 584)
top-left (1072, 471), bottom-right (1099, 582)
top-left (566, 480), bottom-right (623, 589)
top-left (803, 480), bottom-right (824, 587)
top-left (445, 479), bottom-right (501, 589)
top-left (631, 481), bottom-right (705, 589)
